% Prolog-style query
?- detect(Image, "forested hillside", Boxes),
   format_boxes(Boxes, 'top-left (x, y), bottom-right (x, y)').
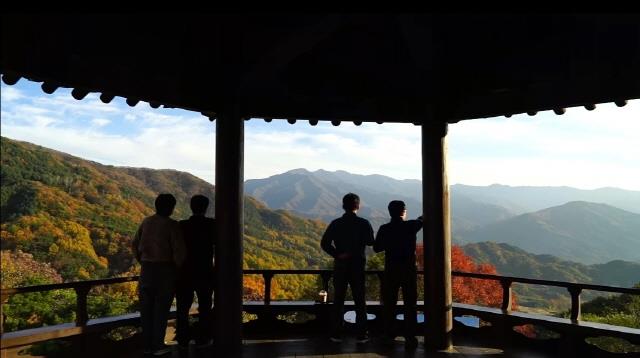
top-left (0, 136), bottom-right (331, 295)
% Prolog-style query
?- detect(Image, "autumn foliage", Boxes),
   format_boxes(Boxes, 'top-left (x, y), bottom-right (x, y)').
top-left (416, 244), bottom-right (518, 309)
top-left (243, 276), bottom-right (268, 301)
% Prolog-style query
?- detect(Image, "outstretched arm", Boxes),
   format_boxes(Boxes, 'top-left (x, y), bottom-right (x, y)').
top-left (411, 215), bottom-right (424, 233)
top-left (373, 226), bottom-right (385, 253)
top-left (365, 221), bottom-right (375, 246)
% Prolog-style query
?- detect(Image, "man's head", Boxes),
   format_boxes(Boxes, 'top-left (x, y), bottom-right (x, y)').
top-left (190, 194), bottom-right (210, 215)
top-left (342, 193), bottom-right (360, 213)
top-left (155, 193), bottom-right (177, 217)
top-left (388, 200), bottom-right (407, 219)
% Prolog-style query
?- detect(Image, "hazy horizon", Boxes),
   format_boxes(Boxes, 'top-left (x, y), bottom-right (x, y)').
top-left (4, 135), bottom-right (640, 195)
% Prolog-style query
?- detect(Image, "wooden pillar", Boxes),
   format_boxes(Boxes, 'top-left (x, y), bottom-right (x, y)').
top-left (214, 111), bottom-right (244, 352)
top-left (422, 121), bottom-right (453, 351)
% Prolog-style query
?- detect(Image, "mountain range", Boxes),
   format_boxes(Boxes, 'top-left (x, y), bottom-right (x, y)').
top-left (245, 168), bottom-right (640, 264)
top-left (459, 201), bottom-right (640, 264)
top-left (452, 183), bottom-right (640, 215)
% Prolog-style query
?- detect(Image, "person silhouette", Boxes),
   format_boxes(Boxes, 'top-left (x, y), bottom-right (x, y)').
top-left (175, 195), bottom-right (216, 351)
top-left (374, 200), bottom-right (423, 349)
top-left (132, 193), bottom-right (185, 356)
top-left (321, 193), bottom-right (374, 343)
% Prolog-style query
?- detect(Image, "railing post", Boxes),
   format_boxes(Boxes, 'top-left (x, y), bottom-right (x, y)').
top-left (568, 286), bottom-right (582, 322)
top-left (74, 285), bottom-right (91, 326)
top-left (263, 272), bottom-right (274, 305)
top-left (320, 272), bottom-right (331, 297)
top-left (0, 293), bottom-right (10, 335)
top-left (501, 279), bottom-right (513, 311)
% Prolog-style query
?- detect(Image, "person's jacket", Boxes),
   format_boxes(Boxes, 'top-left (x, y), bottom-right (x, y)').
top-left (321, 212), bottom-right (374, 261)
top-left (133, 214), bottom-right (186, 266)
top-left (374, 217), bottom-right (423, 267)
top-left (179, 215), bottom-right (216, 276)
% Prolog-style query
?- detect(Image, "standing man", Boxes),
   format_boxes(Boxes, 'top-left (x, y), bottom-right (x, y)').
top-left (133, 193), bottom-right (186, 356)
top-left (321, 193), bottom-right (374, 343)
top-left (374, 200), bottom-right (423, 349)
top-left (175, 195), bottom-right (216, 351)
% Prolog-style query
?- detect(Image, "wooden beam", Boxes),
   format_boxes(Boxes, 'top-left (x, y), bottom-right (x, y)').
top-left (422, 121), bottom-right (453, 351)
top-left (214, 110), bottom-right (244, 352)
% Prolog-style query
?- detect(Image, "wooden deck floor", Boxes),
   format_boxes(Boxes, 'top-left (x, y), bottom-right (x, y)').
top-left (104, 324), bottom-right (555, 358)
top-left (0, 329), bottom-right (579, 358)
top-left (132, 335), bottom-right (554, 358)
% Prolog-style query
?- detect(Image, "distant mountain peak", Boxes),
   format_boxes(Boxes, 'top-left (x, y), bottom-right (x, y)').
top-left (285, 168), bottom-right (311, 175)
top-left (542, 200), bottom-right (630, 214)
top-left (488, 183), bottom-right (509, 188)
top-left (562, 200), bottom-right (604, 207)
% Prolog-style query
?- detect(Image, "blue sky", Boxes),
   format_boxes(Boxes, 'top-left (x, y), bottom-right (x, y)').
top-left (1, 80), bottom-right (639, 190)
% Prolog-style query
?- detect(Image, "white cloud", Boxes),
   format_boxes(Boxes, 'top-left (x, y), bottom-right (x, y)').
top-left (32, 93), bottom-right (121, 116)
top-left (91, 118), bottom-right (111, 127)
top-left (1, 86), bottom-right (25, 102)
top-left (448, 101), bottom-right (640, 190)
top-left (450, 156), bottom-right (640, 190)
top-left (31, 115), bottom-right (58, 127)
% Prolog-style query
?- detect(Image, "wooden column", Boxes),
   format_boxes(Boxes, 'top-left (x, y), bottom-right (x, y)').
top-left (214, 111), bottom-right (244, 351)
top-left (422, 121), bottom-right (453, 351)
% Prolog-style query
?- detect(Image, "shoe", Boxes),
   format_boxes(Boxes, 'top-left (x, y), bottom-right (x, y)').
top-left (329, 335), bottom-right (343, 343)
top-left (152, 344), bottom-right (172, 356)
top-left (356, 333), bottom-right (370, 343)
top-left (195, 339), bottom-right (213, 348)
top-left (405, 336), bottom-right (418, 349)
top-left (177, 342), bottom-right (189, 351)
top-left (380, 335), bottom-right (395, 346)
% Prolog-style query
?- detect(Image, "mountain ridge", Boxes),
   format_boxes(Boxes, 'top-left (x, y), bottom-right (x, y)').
top-left (460, 201), bottom-right (640, 264)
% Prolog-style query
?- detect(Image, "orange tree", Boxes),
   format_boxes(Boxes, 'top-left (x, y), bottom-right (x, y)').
top-left (416, 244), bottom-right (511, 308)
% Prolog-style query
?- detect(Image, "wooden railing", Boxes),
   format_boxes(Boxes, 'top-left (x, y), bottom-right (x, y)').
top-left (2, 270), bottom-right (638, 332)
top-left (0, 276), bottom-right (138, 332)
top-left (451, 271), bottom-right (639, 322)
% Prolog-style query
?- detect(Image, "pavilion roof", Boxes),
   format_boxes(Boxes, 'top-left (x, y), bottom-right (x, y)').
top-left (2, 14), bottom-right (639, 123)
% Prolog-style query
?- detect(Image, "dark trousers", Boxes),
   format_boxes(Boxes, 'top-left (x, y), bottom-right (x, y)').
top-left (176, 275), bottom-right (214, 346)
top-left (139, 262), bottom-right (177, 352)
top-left (382, 263), bottom-right (417, 338)
top-left (332, 259), bottom-right (367, 336)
